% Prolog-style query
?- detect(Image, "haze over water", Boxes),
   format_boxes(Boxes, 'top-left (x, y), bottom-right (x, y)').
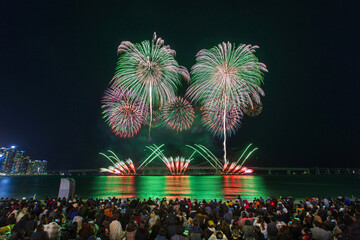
top-left (1, 175), bottom-right (359, 200)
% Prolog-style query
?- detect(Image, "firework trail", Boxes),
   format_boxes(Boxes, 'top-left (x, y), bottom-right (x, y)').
top-left (99, 151), bottom-right (137, 175)
top-left (162, 97), bottom-right (195, 132)
top-left (102, 87), bottom-right (147, 138)
top-left (186, 42), bottom-right (267, 163)
top-left (145, 107), bottom-right (164, 128)
top-left (163, 157), bottom-right (190, 175)
top-left (113, 33), bottom-right (190, 140)
top-left (185, 144), bottom-right (222, 170)
top-left (138, 144), bottom-right (165, 169)
top-left (187, 143), bottom-right (257, 174)
top-left (142, 144), bottom-right (194, 175)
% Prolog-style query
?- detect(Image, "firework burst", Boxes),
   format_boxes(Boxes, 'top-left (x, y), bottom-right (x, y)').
top-left (186, 42), bottom-right (267, 163)
top-left (162, 97), bottom-right (195, 132)
top-left (101, 87), bottom-right (147, 138)
top-left (113, 33), bottom-right (189, 139)
top-left (186, 42), bottom-right (267, 107)
top-left (202, 100), bottom-right (242, 137)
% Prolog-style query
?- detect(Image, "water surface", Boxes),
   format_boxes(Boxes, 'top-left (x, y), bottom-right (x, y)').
top-left (1, 175), bottom-right (359, 200)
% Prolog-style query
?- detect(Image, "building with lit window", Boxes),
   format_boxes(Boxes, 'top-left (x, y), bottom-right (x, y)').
top-left (0, 146), bottom-right (17, 174)
top-left (11, 151), bottom-right (26, 174)
top-left (27, 160), bottom-right (47, 175)
top-left (19, 155), bottom-right (31, 173)
top-left (0, 148), bottom-right (6, 174)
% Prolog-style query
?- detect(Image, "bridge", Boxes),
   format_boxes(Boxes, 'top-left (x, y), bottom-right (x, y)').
top-left (47, 167), bottom-right (360, 176)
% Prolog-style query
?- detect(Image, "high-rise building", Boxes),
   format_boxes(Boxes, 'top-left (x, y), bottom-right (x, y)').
top-left (0, 146), bottom-right (17, 174)
top-left (0, 148), bottom-right (6, 174)
top-left (12, 151), bottom-right (25, 174)
top-left (11, 151), bottom-right (31, 174)
top-left (19, 155), bottom-right (30, 174)
top-left (27, 160), bottom-right (47, 175)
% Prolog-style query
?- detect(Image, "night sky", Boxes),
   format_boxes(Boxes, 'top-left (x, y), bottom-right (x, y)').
top-left (1, 1), bottom-right (359, 170)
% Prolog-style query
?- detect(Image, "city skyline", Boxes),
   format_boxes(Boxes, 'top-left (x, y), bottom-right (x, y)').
top-left (0, 145), bottom-right (47, 175)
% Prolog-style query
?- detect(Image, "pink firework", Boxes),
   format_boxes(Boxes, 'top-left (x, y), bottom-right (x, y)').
top-left (102, 87), bottom-right (147, 138)
top-left (202, 101), bottom-right (243, 137)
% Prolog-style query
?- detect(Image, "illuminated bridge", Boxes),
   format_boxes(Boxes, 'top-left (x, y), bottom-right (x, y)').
top-left (48, 167), bottom-right (360, 176)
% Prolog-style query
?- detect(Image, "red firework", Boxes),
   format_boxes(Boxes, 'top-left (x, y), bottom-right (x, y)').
top-left (162, 97), bottom-right (195, 132)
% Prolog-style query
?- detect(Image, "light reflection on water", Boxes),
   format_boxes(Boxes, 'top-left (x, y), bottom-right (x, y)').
top-left (0, 175), bottom-right (359, 200)
top-left (164, 176), bottom-right (191, 199)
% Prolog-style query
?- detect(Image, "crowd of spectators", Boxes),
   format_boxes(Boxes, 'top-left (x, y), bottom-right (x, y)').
top-left (0, 195), bottom-right (359, 240)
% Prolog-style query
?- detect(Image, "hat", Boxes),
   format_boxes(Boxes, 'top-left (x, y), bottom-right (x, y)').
top-left (208, 220), bottom-right (215, 227)
top-left (314, 215), bottom-right (322, 223)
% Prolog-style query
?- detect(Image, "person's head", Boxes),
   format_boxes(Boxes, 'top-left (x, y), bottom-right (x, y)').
top-left (126, 222), bottom-right (136, 232)
top-left (21, 213), bottom-right (30, 221)
top-left (176, 225), bottom-right (184, 235)
top-left (29, 214), bottom-right (36, 221)
top-left (304, 216), bottom-right (312, 226)
top-left (48, 216), bottom-right (54, 223)
top-left (7, 213), bottom-right (16, 220)
top-left (158, 227), bottom-right (167, 237)
top-left (36, 224), bottom-right (44, 232)
top-left (270, 215), bottom-right (278, 222)
top-left (302, 227), bottom-right (312, 236)
top-left (220, 219), bottom-right (226, 226)
top-left (244, 220), bottom-right (251, 226)
top-left (278, 225), bottom-right (291, 237)
top-left (216, 231), bottom-right (224, 239)
top-left (314, 215), bottom-right (322, 224)
top-left (313, 220), bottom-right (322, 228)
top-left (193, 218), bottom-right (199, 226)
top-left (139, 220), bottom-right (146, 230)
top-left (11, 228), bottom-right (25, 239)
top-left (254, 225), bottom-right (261, 233)
top-left (208, 220), bottom-right (215, 227)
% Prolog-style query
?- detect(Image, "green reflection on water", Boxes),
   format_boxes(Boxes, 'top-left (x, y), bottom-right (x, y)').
top-left (164, 176), bottom-right (191, 199)
top-left (222, 175), bottom-right (268, 199)
top-left (68, 175), bottom-right (268, 200)
top-left (136, 176), bottom-right (166, 200)
top-left (89, 176), bottom-right (136, 199)
top-left (188, 176), bottom-right (223, 200)
top-left (1, 175), bottom-right (359, 200)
